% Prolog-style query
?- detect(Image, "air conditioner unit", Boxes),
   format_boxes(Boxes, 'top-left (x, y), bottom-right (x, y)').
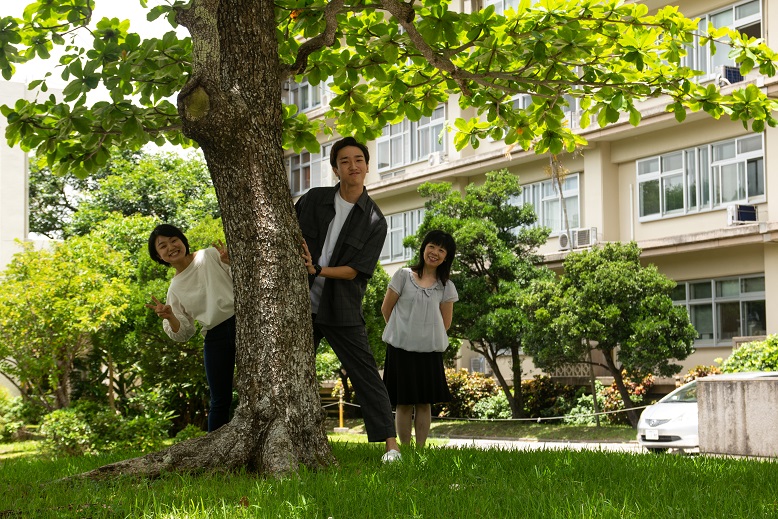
top-left (716, 65), bottom-right (744, 85)
top-left (573, 227), bottom-right (598, 248)
top-left (428, 151), bottom-right (445, 166)
top-left (558, 231), bottom-right (571, 251)
top-left (727, 204), bottom-right (758, 225)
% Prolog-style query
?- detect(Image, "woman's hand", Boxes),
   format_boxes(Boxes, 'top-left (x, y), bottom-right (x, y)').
top-left (214, 240), bottom-right (230, 265)
top-left (145, 295), bottom-right (174, 320)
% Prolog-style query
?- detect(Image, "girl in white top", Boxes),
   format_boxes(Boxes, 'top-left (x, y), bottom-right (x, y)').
top-left (145, 224), bottom-right (236, 432)
top-left (381, 230), bottom-right (458, 447)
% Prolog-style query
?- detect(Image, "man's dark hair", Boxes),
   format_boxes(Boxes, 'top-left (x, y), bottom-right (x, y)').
top-left (148, 224), bottom-right (190, 266)
top-left (330, 137), bottom-right (370, 169)
top-left (410, 230), bottom-right (457, 285)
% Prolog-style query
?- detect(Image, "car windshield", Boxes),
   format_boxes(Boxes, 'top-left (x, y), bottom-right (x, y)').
top-left (661, 382), bottom-right (697, 403)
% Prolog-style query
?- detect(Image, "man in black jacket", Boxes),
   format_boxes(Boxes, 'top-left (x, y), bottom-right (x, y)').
top-left (297, 136), bottom-right (401, 463)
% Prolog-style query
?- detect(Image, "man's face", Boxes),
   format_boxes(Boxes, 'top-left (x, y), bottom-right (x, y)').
top-left (333, 145), bottom-right (368, 188)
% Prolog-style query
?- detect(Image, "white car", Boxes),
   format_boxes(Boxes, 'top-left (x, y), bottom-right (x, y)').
top-left (637, 371), bottom-right (776, 453)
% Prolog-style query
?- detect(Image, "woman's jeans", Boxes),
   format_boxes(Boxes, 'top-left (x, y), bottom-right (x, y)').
top-left (203, 315), bottom-right (236, 432)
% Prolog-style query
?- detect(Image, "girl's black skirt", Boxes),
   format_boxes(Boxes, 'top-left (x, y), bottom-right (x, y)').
top-left (383, 343), bottom-right (452, 407)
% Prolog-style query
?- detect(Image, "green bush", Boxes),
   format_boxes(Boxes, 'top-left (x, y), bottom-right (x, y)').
top-left (600, 373), bottom-right (654, 425)
top-left (564, 382), bottom-right (606, 426)
top-left (40, 405), bottom-right (94, 455)
top-left (0, 389), bottom-right (24, 442)
top-left (521, 375), bottom-right (577, 420)
top-left (719, 335), bottom-right (778, 373)
top-left (436, 368), bottom-right (498, 418)
top-left (316, 342), bottom-right (342, 382)
top-left (40, 393), bottom-right (174, 456)
top-left (473, 391), bottom-right (511, 419)
top-left (681, 364), bottom-right (722, 384)
top-left (174, 423), bottom-right (207, 443)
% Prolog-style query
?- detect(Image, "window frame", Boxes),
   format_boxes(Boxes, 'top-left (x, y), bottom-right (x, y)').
top-left (511, 173), bottom-right (580, 234)
top-left (682, 1), bottom-right (762, 80)
top-left (672, 274), bottom-right (766, 346)
top-left (376, 105), bottom-right (446, 173)
top-left (380, 208), bottom-right (426, 264)
top-left (636, 134), bottom-right (764, 221)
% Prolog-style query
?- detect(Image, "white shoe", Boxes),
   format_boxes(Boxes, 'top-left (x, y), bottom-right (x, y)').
top-left (381, 449), bottom-right (402, 463)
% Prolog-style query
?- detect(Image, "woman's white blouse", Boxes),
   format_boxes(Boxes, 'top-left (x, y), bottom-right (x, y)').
top-left (382, 268), bottom-right (458, 352)
top-left (163, 247), bottom-right (234, 342)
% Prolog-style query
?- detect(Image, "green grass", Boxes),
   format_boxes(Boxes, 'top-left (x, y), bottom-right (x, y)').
top-left (1, 442), bottom-right (777, 518)
top-left (1, 434), bottom-right (777, 518)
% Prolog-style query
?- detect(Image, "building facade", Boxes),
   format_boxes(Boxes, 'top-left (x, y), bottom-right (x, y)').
top-left (0, 81), bottom-right (33, 396)
top-left (286, 0), bottom-right (777, 385)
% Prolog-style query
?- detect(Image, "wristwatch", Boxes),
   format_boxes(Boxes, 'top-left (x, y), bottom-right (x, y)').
top-left (313, 264), bottom-right (322, 277)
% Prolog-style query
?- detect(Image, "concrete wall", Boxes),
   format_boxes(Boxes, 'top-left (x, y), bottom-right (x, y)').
top-left (698, 376), bottom-right (778, 457)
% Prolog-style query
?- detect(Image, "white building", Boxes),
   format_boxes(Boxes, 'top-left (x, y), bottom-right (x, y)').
top-left (285, 0), bottom-right (777, 389)
top-left (0, 81), bottom-right (33, 397)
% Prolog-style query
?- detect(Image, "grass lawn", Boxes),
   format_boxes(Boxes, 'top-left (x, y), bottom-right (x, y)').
top-left (1, 424), bottom-right (776, 518)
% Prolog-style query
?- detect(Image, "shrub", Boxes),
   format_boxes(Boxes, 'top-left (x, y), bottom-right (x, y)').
top-left (564, 382), bottom-right (606, 426)
top-left (436, 369), bottom-right (498, 418)
top-left (40, 392), bottom-right (174, 455)
top-left (174, 424), bottom-right (207, 443)
top-left (40, 405), bottom-right (94, 455)
top-left (719, 335), bottom-right (778, 373)
top-left (473, 391), bottom-right (511, 419)
top-left (521, 375), bottom-right (577, 420)
top-left (0, 389), bottom-right (24, 442)
top-left (600, 373), bottom-right (654, 425)
top-left (316, 343), bottom-right (342, 382)
top-left (681, 365), bottom-right (722, 384)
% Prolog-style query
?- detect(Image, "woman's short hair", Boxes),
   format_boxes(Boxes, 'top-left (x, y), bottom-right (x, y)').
top-left (148, 224), bottom-right (189, 266)
top-left (330, 137), bottom-right (370, 169)
top-left (410, 229), bottom-right (456, 285)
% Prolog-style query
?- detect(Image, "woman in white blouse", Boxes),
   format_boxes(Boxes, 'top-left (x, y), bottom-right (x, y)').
top-left (381, 230), bottom-right (458, 447)
top-left (145, 224), bottom-right (235, 432)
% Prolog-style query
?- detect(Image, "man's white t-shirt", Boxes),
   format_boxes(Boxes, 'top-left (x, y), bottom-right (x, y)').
top-left (310, 191), bottom-right (355, 314)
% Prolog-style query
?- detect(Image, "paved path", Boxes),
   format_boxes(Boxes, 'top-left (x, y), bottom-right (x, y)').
top-left (443, 438), bottom-right (643, 453)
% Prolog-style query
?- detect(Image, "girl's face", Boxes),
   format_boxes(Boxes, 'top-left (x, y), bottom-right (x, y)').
top-left (155, 235), bottom-right (186, 265)
top-left (423, 242), bottom-right (448, 269)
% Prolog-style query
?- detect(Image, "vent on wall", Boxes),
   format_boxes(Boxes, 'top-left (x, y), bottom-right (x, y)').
top-left (428, 151), bottom-right (446, 166)
top-left (727, 204), bottom-right (758, 225)
top-left (558, 227), bottom-right (598, 250)
top-left (718, 65), bottom-right (744, 85)
top-left (558, 231), bottom-right (571, 250)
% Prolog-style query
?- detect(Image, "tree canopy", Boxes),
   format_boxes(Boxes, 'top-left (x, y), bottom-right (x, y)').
top-left (521, 242), bottom-right (697, 426)
top-left (1, 0), bottom-right (776, 177)
top-left (1, 0), bottom-right (776, 477)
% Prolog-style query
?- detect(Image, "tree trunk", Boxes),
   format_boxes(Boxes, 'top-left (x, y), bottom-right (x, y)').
top-left (82, 0), bottom-right (333, 479)
top-left (602, 348), bottom-right (639, 428)
top-left (509, 344), bottom-right (524, 419)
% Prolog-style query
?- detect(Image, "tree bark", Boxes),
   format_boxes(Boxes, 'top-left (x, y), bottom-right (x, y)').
top-left (603, 348), bottom-right (639, 428)
top-left (82, 0), bottom-right (333, 478)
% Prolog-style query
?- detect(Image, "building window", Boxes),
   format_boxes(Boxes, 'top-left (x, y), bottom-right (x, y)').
top-left (415, 105), bottom-right (445, 160)
top-left (672, 274), bottom-right (766, 345)
top-left (288, 143), bottom-right (333, 196)
top-left (511, 173), bottom-right (580, 234)
top-left (376, 106), bottom-right (446, 173)
top-left (683, 1), bottom-right (761, 80)
top-left (380, 208), bottom-right (426, 264)
top-left (482, 0), bottom-right (537, 14)
top-left (289, 77), bottom-right (322, 113)
top-left (637, 134), bottom-right (764, 220)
